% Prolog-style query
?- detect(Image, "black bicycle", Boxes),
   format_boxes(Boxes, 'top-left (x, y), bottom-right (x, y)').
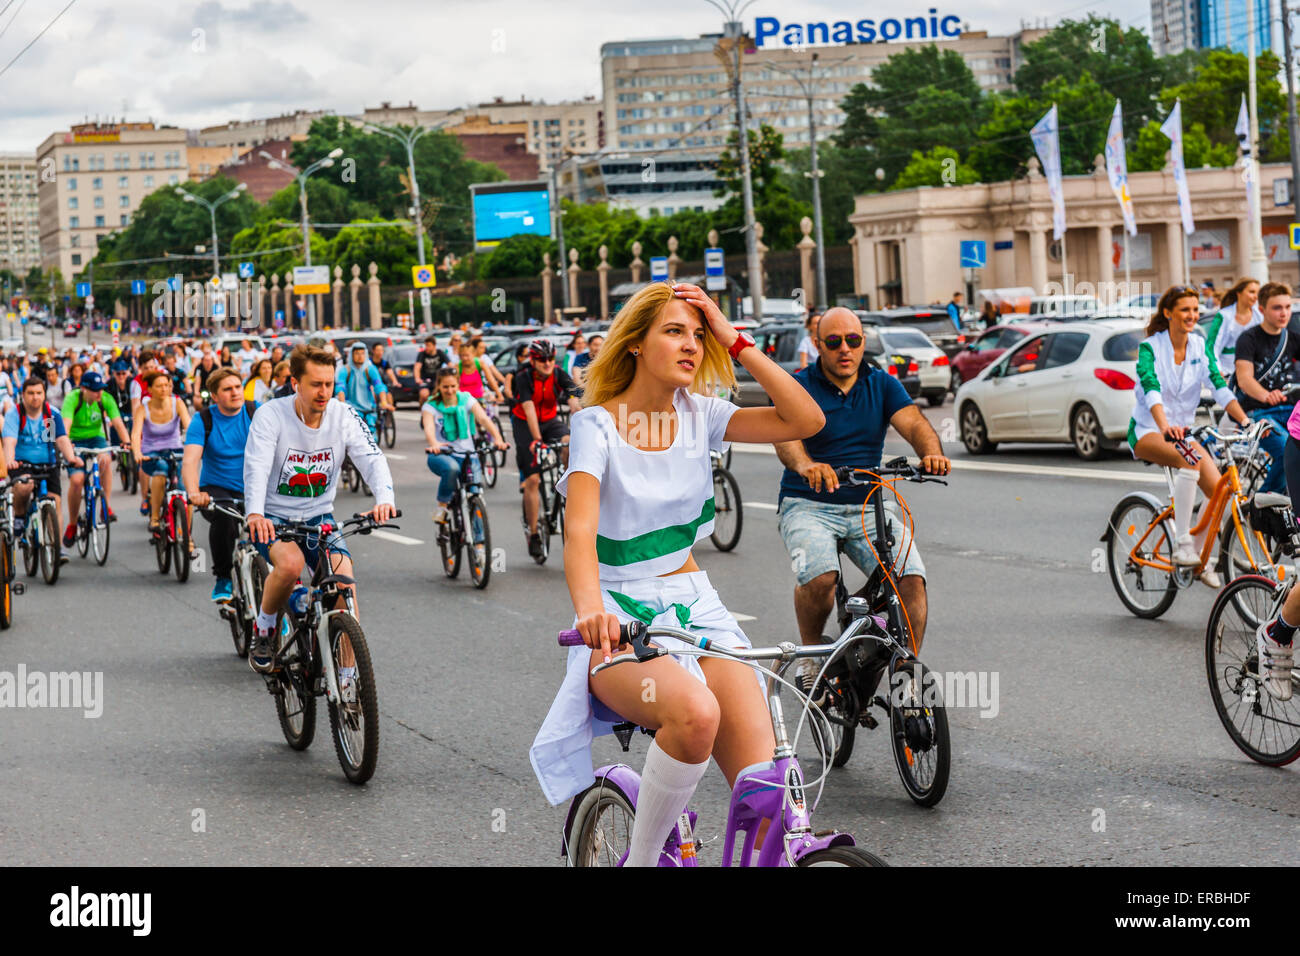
top-left (260, 511), bottom-right (400, 784)
top-left (806, 459), bottom-right (952, 807)
top-left (0, 477), bottom-right (25, 629)
top-left (378, 406), bottom-right (396, 449)
top-left (202, 498), bottom-right (269, 658)
top-left (116, 444), bottom-right (138, 495)
top-left (474, 430), bottom-right (501, 489)
top-left (437, 453), bottom-right (492, 589)
top-left (523, 441), bottom-right (566, 565)
top-left (709, 449), bottom-right (743, 552)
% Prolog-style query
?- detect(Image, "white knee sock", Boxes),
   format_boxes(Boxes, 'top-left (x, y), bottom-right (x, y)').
top-left (1173, 468), bottom-right (1198, 542)
top-left (625, 740), bottom-right (710, 867)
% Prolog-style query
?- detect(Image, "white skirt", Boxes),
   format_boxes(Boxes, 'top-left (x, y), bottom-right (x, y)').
top-left (528, 570), bottom-right (755, 806)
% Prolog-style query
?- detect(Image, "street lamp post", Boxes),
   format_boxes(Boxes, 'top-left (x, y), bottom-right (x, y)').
top-left (766, 52), bottom-right (847, 312)
top-left (175, 182), bottom-right (248, 329)
top-left (708, 0), bottom-right (763, 319)
top-left (260, 148), bottom-right (343, 331)
top-left (364, 122), bottom-right (434, 328)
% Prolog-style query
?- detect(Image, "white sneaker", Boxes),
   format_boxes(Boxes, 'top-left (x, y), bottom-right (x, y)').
top-left (1198, 560), bottom-right (1223, 589)
top-left (1172, 535), bottom-right (1200, 567)
top-left (433, 506), bottom-right (449, 525)
top-left (1255, 621), bottom-right (1294, 701)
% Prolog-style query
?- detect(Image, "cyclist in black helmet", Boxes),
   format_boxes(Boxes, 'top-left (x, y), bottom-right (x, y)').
top-left (512, 338), bottom-right (579, 558)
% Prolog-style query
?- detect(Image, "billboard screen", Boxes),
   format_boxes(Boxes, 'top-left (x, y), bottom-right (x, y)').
top-left (471, 181), bottom-right (551, 246)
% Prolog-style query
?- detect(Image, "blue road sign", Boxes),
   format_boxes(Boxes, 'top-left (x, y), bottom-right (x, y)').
top-left (959, 240), bottom-right (986, 269)
top-left (238, 262), bottom-right (255, 279)
top-left (75, 282), bottom-right (91, 297)
top-left (275, 309), bottom-right (285, 323)
top-left (130, 279), bottom-right (147, 295)
top-left (704, 247), bottom-right (726, 292)
top-left (650, 256), bottom-right (669, 281)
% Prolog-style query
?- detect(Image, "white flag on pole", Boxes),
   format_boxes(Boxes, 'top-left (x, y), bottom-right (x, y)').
top-left (1235, 93), bottom-right (1256, 228)
top-left (1104, 101), bottom-right (1137, 237)
top-left (1029, 104), bottom-right (1066, 241)
top-left (1159, 100), bottom-right (1196, 236)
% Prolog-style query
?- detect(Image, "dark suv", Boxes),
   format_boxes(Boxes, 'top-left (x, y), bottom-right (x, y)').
top-left (862, 307), bottom-right (975, 360)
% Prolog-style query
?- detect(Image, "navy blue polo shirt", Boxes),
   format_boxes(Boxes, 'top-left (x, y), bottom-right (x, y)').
top-left (778, 358), bottom-right (913, 505)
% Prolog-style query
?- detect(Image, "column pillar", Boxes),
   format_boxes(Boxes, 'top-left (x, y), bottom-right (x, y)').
top-left (1165, 219), bottom-right (1182, 290)
top-left (1238, 214), bottom-right (1254, 280)
top-left (1096, 224), bottom-right (1114, 293)
top-left (1029, 228), bottom-right (1048, 293)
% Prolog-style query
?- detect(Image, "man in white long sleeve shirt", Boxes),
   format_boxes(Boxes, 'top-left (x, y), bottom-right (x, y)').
top-left (244, 344), bottom-right (397, 679)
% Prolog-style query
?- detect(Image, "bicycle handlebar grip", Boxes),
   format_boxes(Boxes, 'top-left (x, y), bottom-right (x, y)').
top-left (558, 622), bottom-right (640, 648)
top-left (557, 629), bottom-right (584, 646)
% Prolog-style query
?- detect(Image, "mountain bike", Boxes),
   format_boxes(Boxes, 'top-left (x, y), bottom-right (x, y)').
top-left (523, 441), bottom-right (566, 565)
top-left (558, 621), bottom-right (887, 867)
top-left (436, 453), bottom-right (492, 589)
top-left (260, 511), bottom-right (400, 784)
top-left (709, 449), bottom-right (742, 552)
top-left (474, 430), bottom-right (500, 489)
top-left (15, 465), bottom-right (62, 586)
top-left (115, 445), bottom-right (137, 494)
top-left (71, 444), bottom-right (123, 566)
top-left (378, 406), bottom-right (396, 449)
top-left (1205, 489), bottom-right (1300, 766)
top-left (1102, 421), bottom-right (1277, 619)
top-left (804, 459), bottom-right (952, 806)
top-left (202, 498), bottom-right (269, 658)
top-left (141, 449), bottom-right (194, 583)
top-left (0, 477), bottom-right (25, 629)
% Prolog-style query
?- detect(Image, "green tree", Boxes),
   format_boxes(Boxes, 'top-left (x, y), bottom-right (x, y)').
top-left (477, 233), bottom-right (555, 280)
top-left (892, 147), bottom-right (981, 190)
top-left (1159, 49), bottom-right (1289, 162)
top-left (716, 123), bottom-right (791, 204)
top-left (1015, 16), bottom-right (1163, 135)
top-left (783, 142), bottom-right (859, 244)
top-left (326, 219), bottom-right (419, 288)
top-left (1130, 118), bottom-right (1235, 172)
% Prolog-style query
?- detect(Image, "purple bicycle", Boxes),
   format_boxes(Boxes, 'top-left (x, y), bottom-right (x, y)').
top-left (557, 621), bottom-right (888, 867)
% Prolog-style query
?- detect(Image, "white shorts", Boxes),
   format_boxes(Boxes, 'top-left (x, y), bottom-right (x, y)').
top-left (529, 569), bottom-right (756, 806)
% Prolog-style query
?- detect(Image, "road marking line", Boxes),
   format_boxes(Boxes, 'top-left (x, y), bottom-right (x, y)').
top-left (731, 612), bottom-right (757, 622)
top-left (385, 453), bottom-right (408, 460)
top-left (732, 443), bottom-right (776, 455)
top-left (371, 529), bottom-right (423, 546)
top-left (745, 501), bottom-right (779, 511)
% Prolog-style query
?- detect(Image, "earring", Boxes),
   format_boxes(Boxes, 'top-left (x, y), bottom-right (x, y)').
top-left (631, 349), bottom-right (640, 356)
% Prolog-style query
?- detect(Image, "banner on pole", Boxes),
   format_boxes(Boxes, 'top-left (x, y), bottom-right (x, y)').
top-left (1030, 104), bottom-right (1066, 241)
top-left (1159, 100), bottom-right (1196, 236)
top-left (1104, 102), bottom-right (1137, 237)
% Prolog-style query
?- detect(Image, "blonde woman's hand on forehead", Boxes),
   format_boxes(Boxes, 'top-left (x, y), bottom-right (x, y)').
top-left (671, 282), bottom-right (737, 349)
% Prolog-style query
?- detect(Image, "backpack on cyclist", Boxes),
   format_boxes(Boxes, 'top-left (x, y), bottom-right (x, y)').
top-left (199, 400), bottom-right (256, 441)
top-left (62, 390), bottom-right (113, 439)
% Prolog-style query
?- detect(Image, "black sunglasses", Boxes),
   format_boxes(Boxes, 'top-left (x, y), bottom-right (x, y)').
top-left (820, 333), bottom-right (864, 350)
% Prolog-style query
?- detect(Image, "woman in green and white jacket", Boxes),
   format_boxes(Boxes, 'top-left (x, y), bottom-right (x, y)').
top-left (1201, 277), bottom-right (1261, 382)
top-left (1130, 285), bottom-right (1250, 586)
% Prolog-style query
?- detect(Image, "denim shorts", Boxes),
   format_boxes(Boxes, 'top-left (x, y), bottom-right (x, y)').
top-left (140, 456), bottom-right (178, 478)
top-left (67, 435), bottom-right (108, 474)
top-left (253, 511), bottom-right (351, 574)
top-left (778, 496), bottom-right (926, 587)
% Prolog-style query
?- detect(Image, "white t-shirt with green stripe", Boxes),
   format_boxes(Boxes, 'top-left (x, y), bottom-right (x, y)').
top-left (557, 389), bottom-right (737, 581)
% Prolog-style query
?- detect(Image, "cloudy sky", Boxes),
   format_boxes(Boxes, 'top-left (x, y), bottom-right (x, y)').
top-left (1, 0), bottom-right (1138, 152)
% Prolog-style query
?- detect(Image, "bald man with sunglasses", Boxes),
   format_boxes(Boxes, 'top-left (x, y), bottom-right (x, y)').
top-left (773, 307), bottom-right (950, 697)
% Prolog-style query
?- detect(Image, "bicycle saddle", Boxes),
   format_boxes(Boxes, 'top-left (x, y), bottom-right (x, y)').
top-left (1253, 492), bottom-right (1292, 510)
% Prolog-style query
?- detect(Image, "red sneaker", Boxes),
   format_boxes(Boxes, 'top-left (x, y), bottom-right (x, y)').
top-left (62, 524), bottom-right (77, 547)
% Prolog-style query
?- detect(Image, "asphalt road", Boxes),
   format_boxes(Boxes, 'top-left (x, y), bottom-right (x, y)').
top-left (3, 400), bottom-right (1298, 866)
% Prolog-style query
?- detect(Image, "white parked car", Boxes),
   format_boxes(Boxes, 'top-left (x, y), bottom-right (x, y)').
top-left (954, 318), bottom-right (1144, 460)
top-left (865, 325), bottom-right (950, 407)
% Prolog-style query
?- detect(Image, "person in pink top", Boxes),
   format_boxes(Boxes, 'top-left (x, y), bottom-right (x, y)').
top-left (455, 341), bottom-right (503, 405)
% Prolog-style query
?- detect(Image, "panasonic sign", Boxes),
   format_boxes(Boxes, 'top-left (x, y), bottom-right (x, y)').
top-left (753, 10), bottom-right (963, 47)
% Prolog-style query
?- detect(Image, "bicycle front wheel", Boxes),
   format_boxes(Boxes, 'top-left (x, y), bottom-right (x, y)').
top-left (889, 660), bottom-right (950, 807)
top-left (172, 496), bottom-right (191, 583)
top-left (275, 616), bottom-right (317, 751)
top-left (1205, 574), bottom-right (1300, 766)
top-left (382, 411), bottom-right (396, 449)
top-left (438, 510), bottom-right (462, 579)
top-left (327, 613), bottom-right (379, 784)
top-left (91, 495), bottom-right (110, 565)
top-left (466, 494), bottom-right (491, 589)
top-left (0, 532), bottom-right (13, 630)
top-left (39, 504), bottom-right (59, 585)
top-left (75, 503), bottom-right (90, 558)
top-left (1105, 495), bottom-right (1177, 619)
top-left (480, 450), bottom-right (498, 488)
top-left (710, 467), bottom-right (743, 552)
top-left (21, 524), bottom-right (37, 578)
top-left (568, 779), bottom-right (636, 867)
top-left (797, 846), bottom-right (888, 867)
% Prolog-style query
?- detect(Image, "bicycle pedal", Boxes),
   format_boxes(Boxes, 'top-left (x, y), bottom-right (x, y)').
top-left (861, 712), bottom-right (878, 729)
top-left (11, 582), bottom-right (24, 596)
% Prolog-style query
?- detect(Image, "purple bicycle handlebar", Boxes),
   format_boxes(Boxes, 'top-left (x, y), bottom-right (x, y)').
top-left (557, 629), bottom-right (584, 646)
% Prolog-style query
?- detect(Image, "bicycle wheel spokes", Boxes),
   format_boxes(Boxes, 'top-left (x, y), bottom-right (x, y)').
top-left (574, 791), bottom-right (635, 867)
top-left (1206, 576), bottom-right (1300, 765)
top-left (889, 661), bottom-right (950, 806)
top-left (328, 613), bottom-right (378, 784)
top-left (91, 495), bottom-right (110, 565)
top-left (466, 495), bottom-right (490, 589)
top-left (1107, 499), bottom-right (1176, 618)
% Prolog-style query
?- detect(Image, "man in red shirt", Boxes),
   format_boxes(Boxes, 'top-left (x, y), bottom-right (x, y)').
top-left (511, 339), bottom-right (580, 558)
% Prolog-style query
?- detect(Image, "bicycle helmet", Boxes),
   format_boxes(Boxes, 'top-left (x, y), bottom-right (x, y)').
top-left (527, 338), bottom-right (556, 362)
